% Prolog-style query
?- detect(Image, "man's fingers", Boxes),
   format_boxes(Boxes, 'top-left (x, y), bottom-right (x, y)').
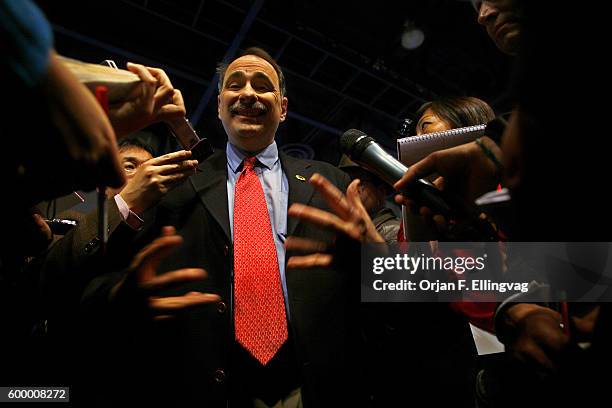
top-left (149, 292), bottom-right (221, 313)
top-left (131, 234), bottom-right (184, 283)
top-left (346, 179), bottom-right (367, 213)
top-left (141, 268), bottom-right (207, 291)
top-left (126, 62), bottom-right (157, 86)
top-left (155, 87), bottom-right (186, 123)
top-left (147, 66), bottom-right (173, 89)
top-left (32, 213), bottom-right (53, 240)
top-left (309, 173), bottom-right (352, 220)
top-left (156, 160), bottom-right (199, 175)
top-left (395, 195), bottom-right (422, 217)
top-left (131, 234), bottom-right (182, 269)
top-left (153, 85), bottom-right (175, 110)
top-left (284, 236), bottom-right (328, 253)
top-left (159, 169), bottom-right (197, 188)
top-left (346, 180), bottom-right (384, 243)
top-left (394, 193), bottom-right (415, 208)
top-left (288, 203), bottom-right (353, 237)
top-left (433, 176), bottom-right (446, 191)
top-left (148, 67), bottom-right (174, 105)
top-left (347, 179), bottom-right (380, 234)
top-left (126, 62), bottom-right (157, 104)
top-left (147, 150), bottom-right (192, 166)
top-left (287, 254), bottom-right (334, 269)
top-left (156, 93), bottom-right (187, 122)
top-left (171, 89), bottom-right (185, 110)
top-left (161, 226), bottom-right (176, 236)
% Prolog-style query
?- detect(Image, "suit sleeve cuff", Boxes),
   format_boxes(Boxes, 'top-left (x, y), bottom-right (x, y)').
top-left (113, 194), bottom-right (144, 231)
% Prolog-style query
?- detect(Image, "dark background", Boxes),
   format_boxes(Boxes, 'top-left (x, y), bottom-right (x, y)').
top-left (36, 0), bottom-right (513, 164)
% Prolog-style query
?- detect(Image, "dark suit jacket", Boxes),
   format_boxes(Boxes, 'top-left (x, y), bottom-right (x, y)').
top-left (28, 200), bottom-right (140, 392)
top-left (82, 150), bottom-right (359, 407)
top-left (39, 198), bottom-right (140, 321)
top-left (42, 199), bottom-right (125, 280)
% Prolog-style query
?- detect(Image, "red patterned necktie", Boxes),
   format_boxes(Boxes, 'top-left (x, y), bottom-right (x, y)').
top-left (233, 156), bottom-right (288, 365)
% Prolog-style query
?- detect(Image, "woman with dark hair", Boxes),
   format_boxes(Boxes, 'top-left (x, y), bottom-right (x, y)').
top-left (414, 96), bottom-right (496, 135)
top-left (390, 96), bottom-right (500, 407)
top-left (403, 96), bottom-right (498, 245)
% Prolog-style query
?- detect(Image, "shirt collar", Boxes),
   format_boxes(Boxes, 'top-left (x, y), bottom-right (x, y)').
top-left (226, 141), bottom-right (279, 173)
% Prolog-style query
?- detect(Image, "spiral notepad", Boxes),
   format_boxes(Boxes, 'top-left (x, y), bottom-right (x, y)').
top-left (397, 124), bottom-right (486, 166)
top-left (58, 55), bottom-right (141, 103)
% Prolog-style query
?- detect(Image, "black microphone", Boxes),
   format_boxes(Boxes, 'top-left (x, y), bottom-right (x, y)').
top-left (340, 129), bottom-right (498, 240)
top-left (340, 129), bottom-right (455, 215)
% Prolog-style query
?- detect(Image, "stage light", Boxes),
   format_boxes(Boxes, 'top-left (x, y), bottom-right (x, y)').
top-left (401, 20), bottom-right (425, 50)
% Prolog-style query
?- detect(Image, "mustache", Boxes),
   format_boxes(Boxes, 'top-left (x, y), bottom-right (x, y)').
top-left (229, 101), bottom-right (268, 115)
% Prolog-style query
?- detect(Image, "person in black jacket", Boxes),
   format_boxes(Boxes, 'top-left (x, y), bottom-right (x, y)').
top-left (81, 47), bottom-right (365, 407)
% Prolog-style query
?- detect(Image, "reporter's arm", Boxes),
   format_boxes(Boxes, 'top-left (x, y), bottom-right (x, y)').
top-left (108, 64), bottom-right (187, 138)
top-left (43, 50), bottom-right (125, 189)
top-left (394, 136), bottom-right (502, 209)
top-left (118, 150), bottom-right (198, 215)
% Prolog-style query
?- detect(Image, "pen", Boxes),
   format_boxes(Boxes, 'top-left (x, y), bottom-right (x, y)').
top-left (95, 85), bottom-right (109, 256)
top-left (559, 291), bottom-right (570, 337)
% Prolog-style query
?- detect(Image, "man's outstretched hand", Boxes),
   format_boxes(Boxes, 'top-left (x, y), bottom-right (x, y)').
top-left (110, 226), bottom-right (220, 320)
top-left (285, 173), bottom-right (383, 269)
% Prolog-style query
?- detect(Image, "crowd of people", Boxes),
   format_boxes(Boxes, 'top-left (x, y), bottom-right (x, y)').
top-left (1, 0), bottom-right (610, 406)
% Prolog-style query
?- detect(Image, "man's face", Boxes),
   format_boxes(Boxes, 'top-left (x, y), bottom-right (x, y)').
top-left (120, 146), bottom-right (153, 180)
top-left (107, 146), bottom-right (153, 197)
top-left (474, 0), bottom-right (521, 56)
top-left (217, 55), bottom-right (288, 153)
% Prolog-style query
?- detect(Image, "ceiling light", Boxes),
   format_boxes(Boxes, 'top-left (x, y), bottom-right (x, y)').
top-left (401, 21), bottom-right (425, 50)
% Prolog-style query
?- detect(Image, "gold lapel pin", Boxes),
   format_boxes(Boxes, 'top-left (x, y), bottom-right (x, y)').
top-left (295, 174), bottom-right (306, 181)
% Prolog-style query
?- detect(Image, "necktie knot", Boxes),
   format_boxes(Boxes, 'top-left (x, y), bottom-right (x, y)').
top-left (243, 157), bottom-right (257, 171)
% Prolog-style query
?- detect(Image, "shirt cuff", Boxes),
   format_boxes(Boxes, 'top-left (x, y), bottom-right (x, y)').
top-left (114, 194), bottom-right (144, 230)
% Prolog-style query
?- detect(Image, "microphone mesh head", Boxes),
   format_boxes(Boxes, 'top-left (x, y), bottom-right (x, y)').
top-left (340, 129), bottom-right (368, 155)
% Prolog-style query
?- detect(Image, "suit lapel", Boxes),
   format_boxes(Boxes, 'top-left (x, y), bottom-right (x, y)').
top-left (190, 150), bottom-right (319, 239)
top-left (281, 152), bottom-right (317, 237)
top-left (190, 151), bottom-right (231, 241)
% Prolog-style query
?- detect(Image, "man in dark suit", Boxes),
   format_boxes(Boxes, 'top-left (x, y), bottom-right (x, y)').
top-left (40, 139), bottom-right (197, 307)
top-left (28, 139), bottom-right (196, 396)
top-left (83, 47), bottom-right (357, 407)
